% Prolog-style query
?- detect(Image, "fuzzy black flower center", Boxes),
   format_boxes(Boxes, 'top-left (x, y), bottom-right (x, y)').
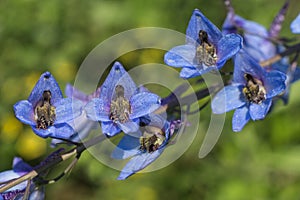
top-left (242, 73), bottom-right (266, 104)
top-left (34, 90), bottom-right (56, 129)
top-left (109, 85), bottom-right (131, 123)
top-left (139, 126), bottom-right (166, 153)
top-left (195, 30), bottom-right (218, 66)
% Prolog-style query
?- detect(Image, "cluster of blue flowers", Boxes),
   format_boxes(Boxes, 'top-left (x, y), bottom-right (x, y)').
top-left (1, 1), bottom-right (300, 199)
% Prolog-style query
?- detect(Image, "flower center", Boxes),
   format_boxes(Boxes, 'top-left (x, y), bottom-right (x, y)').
top-left (139, 126), bottom-right (166, 153)
top-left (34, 90), bottom-right (56, 129)
top-left (195, 30), bottom-right (217, 66)
top-left (242, 74), bottom-right (266, 104)
top-left (109, 85), bottom-right (131, 123)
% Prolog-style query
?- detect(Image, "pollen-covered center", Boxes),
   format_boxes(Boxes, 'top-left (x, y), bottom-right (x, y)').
top-left (139, 126), bottom-right (166, 153)
top-left (34, 90), bottom-right (56, 129)
top-left (109, 85), bottom-right (131, 123)
top-left (195, 30), bottom-right (217, 66)
top-left (242, 73), bottom-right (266, 104)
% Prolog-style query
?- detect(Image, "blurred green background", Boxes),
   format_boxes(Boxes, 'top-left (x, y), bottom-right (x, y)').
top-left (1, 0), bottom-right (300, 199)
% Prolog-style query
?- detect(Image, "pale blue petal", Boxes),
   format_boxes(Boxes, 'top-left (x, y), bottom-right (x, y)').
top-left (164, 45), bottom-right (195, 68)
top-left (249, 99), bottom-right (272, 120)
top-left (217, 33), bottom-right (242, 66)
top-left (130, 92), bottom-right (161, 119)
top-left (233, 50), bottom-right (265, 84)
top-left (117, 148), bottom-right (164, 180)
top-left (111, 134), bottom-right (140, 159)
top-left (28, 72), bottom-right (63, 106)
top-left (13, 100), bottom-right (35, 126)
top-left (101, 121), bottom-right (121, 136)
top-left (53, 98), bottom-right (83, 124)
top-left (232, 105), bottom-right (250, 132)
top-left (85, 98), bottom-right (110, 122)
top-left (186, 9), bottom-right (222, 45)
top-left (179, 67), bottom-right (201, 79)
top-left (291, 13), bottom-right (300, 34)
top-left (264, 70), bottom-right (286, 98)
top-left (28, 188), bottom-right (45, 200)
top-left (211, 84), bottom-right (245, 114)
top-left (0, 171), bottom-right (26, 192)
top-left (117, 119), bottom-right (140, 134)
top-left (100, 62), bottom-right (137, 103)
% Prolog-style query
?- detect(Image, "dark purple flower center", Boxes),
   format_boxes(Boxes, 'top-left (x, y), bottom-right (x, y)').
top-left (242, 73), bottom-right (266, 104)
top-left (139, 126), bottom-right (166, 153)
top-left (195, 30), bottom-right (217, 66)
top-left (34, 90), bottom-right (56, 129)
top-left (109, 85), bottom-right (131, 123)
top-left (1, 189), bottom-right (25, 200)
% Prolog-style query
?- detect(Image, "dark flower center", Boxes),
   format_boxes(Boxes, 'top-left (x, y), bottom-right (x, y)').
top-left (34, 90), bottom-right (56, 129)
top-left (195, 30), bottom-right (217, 66)
top-left (1, 188), bottom-right (25, 200)
top-left (139, 126), bottom-right (166, 153)
top-left (109, 85), bottom-right (131, 123)
top-left (242, 73), bottom-right (266, 104)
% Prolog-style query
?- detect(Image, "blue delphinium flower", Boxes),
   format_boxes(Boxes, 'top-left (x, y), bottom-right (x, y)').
top-left (0, 157), bottom-right (44, 200)
top-left (291, 13), bottom-right (300, 34)
top-left (111, 114), bottom-right (171, 180)
top-left (222, 12), bottom-right (276, 62)
top-left (14, 72), bottom-right (82, 139)
top-left (85, 62), bottom-right (161, 137)
top-left (211, 50), bottom-right (286, 132)
top-left (51, 84), bottom-right (101, 146)
top-left (164, 9), bottom-right (242, 79)
top-left (222, 5), bottom-right (300, 104)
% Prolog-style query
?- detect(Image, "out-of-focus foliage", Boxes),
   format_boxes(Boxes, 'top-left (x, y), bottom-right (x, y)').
top-left (0, 0), bottom-right (300, 199)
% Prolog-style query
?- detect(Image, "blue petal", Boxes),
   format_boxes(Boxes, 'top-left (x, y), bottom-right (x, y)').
top-left (53, 98), bottom-right (83, 124)
top-left (65, 84), bottom-right (102, 103)
top-left (130, 92), bottom-right (161, 119)
top-left (164, 45), bottom-right (195, 68)
top-left (0, 171), bottom-right (26, 192)
top-left (65, 83), bottom-right (88, 102)
top-left (28, 188), bottom-right (45, 200)
top-left (13, 157), bottom-right (32, 174)
top-left (85, 98), bottom-right (110, 122)
top-left (13, 100), bottom-right (35, 126)
top-left (100, 62), bottom-right (137, 103)
top-left (217, 33), bottom-right (242, 66)
top-left (117, 148), bottom-right (164, 180)
top-left (117, 119), bottom-right (140, 134)
top-left (101, 121), bottom-right (121, 136)
top-left (232, 105), bottom-right (250, 132)
top-left (186, 9), bottom-right (222, 45)
top-left (32, 123), bottom-right (75, 139)
top-left (211, 84), bottom-right (245, 114)
top-left (249, 99), bottom-right (272, 120)
top-left (28, 72), bottom-right (63, 106)
top-left (179, 67), bottom-right (201, 79)
top-left (233, 50), bottom-right (266, 84)
top-left (291, 13), bottom-right (300, 34)
top-left (111, 134), bottom-right (140, 159)
top-left (222, 12), bottom-right (238, 35)
top-left (264, 70), bottom-right (286, 98)
top-left (222, 13), bottom-right (276, 61)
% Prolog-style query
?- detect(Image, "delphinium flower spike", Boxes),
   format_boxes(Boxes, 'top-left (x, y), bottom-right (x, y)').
top-left (211, 50), bottom-right (286, 131)
top-left (85, 62), bottom-right (161, 136)
top-left (13, 72), bottom-right (83, 139)
top-left (164, 9), bottom-right (242, 78)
